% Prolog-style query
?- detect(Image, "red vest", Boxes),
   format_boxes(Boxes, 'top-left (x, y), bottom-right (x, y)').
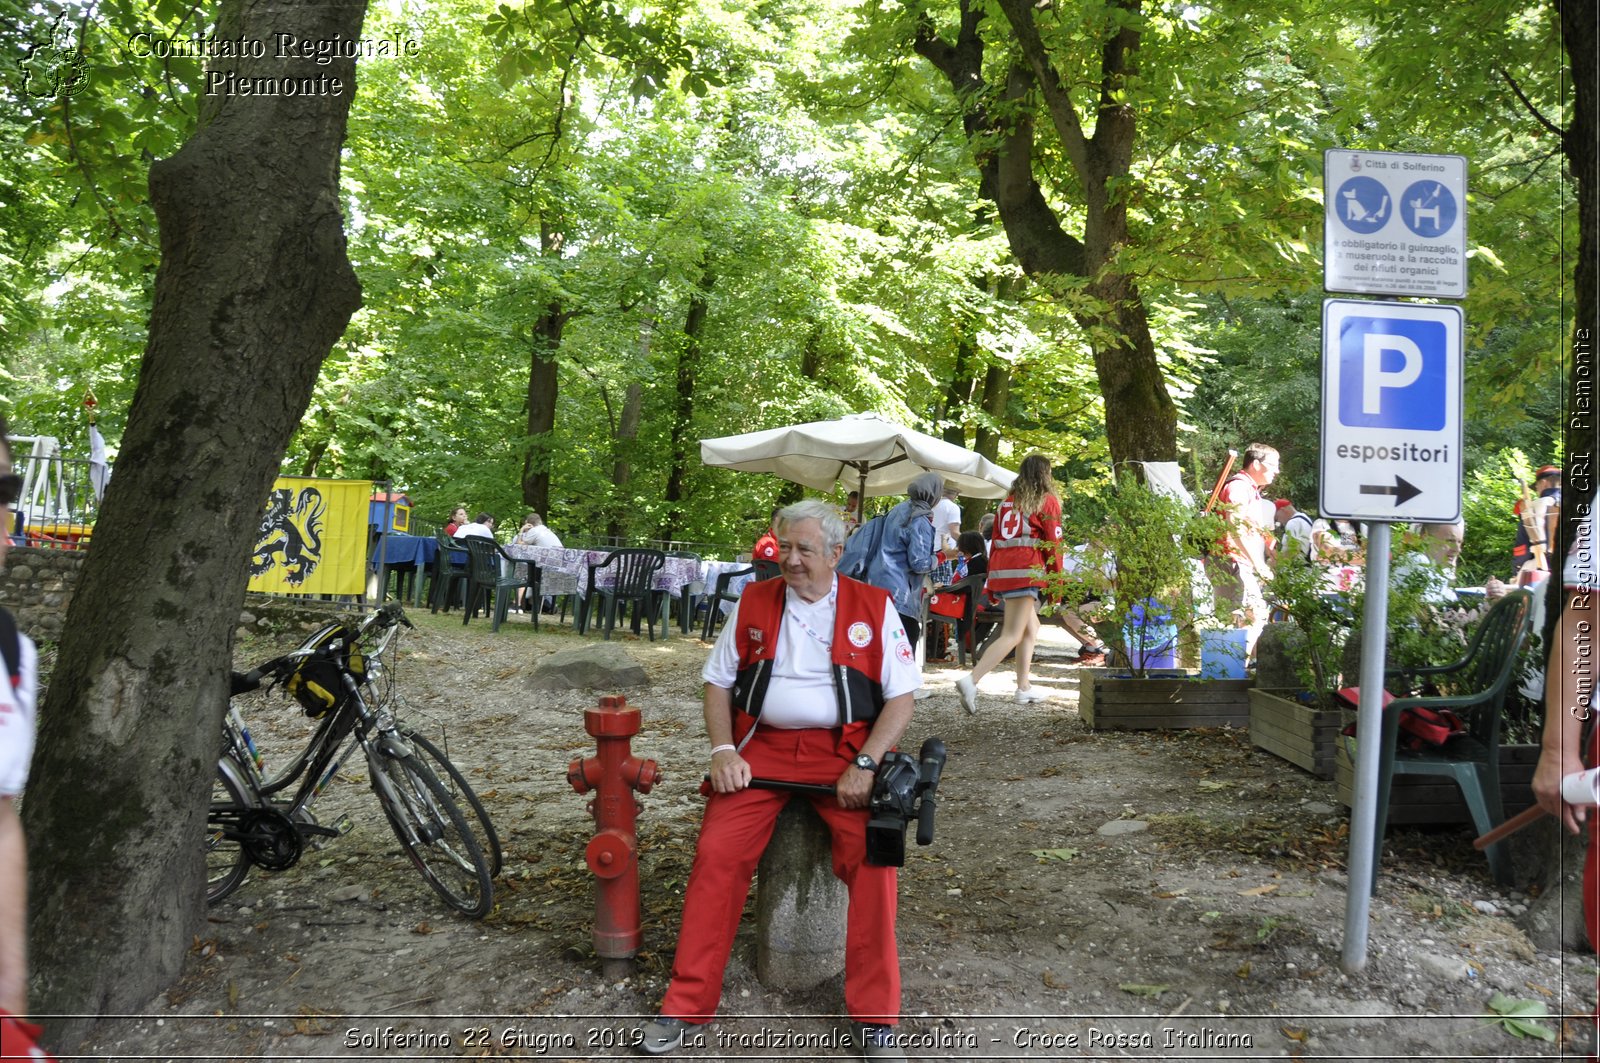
top-left (731, 575), bottom-right (890, 726)
top-left (985, 495), bottom-right (1063, 594)
top-left (1215, 473), bottom-right (1263, 562)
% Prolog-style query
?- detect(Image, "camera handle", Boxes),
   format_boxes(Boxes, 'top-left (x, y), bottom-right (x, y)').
top-left (915, 738), bottom-right (947, 846)
top-left (743, 778), bottom-right (837, 798)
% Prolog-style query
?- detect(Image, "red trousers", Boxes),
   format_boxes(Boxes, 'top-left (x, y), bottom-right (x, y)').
top-left (660, 724), bottom-right (901, 1025)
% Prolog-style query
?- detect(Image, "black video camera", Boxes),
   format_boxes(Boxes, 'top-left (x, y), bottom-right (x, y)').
top-left (865, 737), bottom-right (947, 867)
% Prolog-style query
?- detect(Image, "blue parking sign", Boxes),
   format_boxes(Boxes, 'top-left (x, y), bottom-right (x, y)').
top-left (1321, 299), bottom-right (1462, 523)
top-left (1336, 315), bottom-right (1447, 430)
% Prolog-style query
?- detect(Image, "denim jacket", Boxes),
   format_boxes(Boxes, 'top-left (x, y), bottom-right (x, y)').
top-left (861, 500), bottom-right (936, 619)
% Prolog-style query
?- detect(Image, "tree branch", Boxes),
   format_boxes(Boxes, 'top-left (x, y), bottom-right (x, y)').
top-left (1497, 65), bottom-right (1564, 138)
top-left (994, 0), bottom-right (1089, 177)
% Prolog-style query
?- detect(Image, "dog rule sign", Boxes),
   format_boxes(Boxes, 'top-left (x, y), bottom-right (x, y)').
top-left (1324, 149), bottom-right (1467, 299)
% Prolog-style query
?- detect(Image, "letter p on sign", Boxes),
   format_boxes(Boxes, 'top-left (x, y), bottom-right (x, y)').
top-left (1362, 333), bottom-right (1422, 414)
top-left (1337, 316), bottom-right (1446, 431)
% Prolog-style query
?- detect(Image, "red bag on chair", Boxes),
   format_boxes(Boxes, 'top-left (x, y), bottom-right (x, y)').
top-left (1, 1012), bottom-right (59, 1062)
top-left (928, 592), bottom-right (965, 620)
top-left (1336, 686), bottom-right (1466, 752)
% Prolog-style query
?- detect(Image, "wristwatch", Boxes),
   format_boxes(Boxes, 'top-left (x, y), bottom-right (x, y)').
top-left (852, 753), bottom-right (877, 773)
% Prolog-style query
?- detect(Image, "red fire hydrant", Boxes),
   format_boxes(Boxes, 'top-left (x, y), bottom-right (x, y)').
top-left (567, 694), bottom-right (661, 977)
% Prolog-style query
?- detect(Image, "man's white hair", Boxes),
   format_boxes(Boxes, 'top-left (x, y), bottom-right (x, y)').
top-left (777, 498), bottom-right (846, 552)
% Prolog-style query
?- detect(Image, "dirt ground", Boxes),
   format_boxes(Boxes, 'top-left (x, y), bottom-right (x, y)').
top-left (66, 607), bottom-right (1600, 1062)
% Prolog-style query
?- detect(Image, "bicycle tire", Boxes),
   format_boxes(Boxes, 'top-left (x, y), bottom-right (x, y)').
top-left (398, 726), bottom-right (503, 877)
top-left (372, 751), bottom-right (493, 918)
top-left (206, 759), bottom-right (253, 905)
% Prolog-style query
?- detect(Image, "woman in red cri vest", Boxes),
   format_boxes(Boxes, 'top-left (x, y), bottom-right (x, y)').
top-left (955, 453), bottom-right (1064, 712)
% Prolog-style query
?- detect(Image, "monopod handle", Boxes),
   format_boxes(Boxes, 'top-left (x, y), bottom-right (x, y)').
top-left (702, 774), bottom-right (837, 798)
top-left (915, 737), bottom-right (947, 847)
top-left (918, 737), bottom-right (947, 792)
top-left (916, 796), bottom-right (937, 846)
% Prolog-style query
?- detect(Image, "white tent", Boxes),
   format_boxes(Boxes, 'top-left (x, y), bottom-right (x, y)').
top-left (701, 412), bottom-right (1017, 499)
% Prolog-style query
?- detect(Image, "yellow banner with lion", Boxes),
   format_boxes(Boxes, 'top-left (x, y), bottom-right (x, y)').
top-left (247, 477), bottom-right (373, 596)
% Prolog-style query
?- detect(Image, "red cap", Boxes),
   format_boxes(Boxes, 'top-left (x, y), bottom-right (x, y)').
top-left (1274, 499), bottom-right (1294, 512)
top-left (1536, 465), bottom-right (1561, 479)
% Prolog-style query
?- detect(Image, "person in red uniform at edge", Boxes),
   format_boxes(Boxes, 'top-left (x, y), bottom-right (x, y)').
top-left (1531, 499), bottom-right (1597, 1060)
top-left (1206, 442), bottom-right (1279, 658)
top-left (954, 453), bottom-right (1064, 712)
top-left (751, 506), bottom-right (781, 564)
top-left (639, 499), bottom-right (919, 1060)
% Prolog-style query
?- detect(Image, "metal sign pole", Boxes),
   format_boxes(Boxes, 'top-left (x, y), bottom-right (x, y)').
top-left (1341, 520), bottom-right (1392, 973)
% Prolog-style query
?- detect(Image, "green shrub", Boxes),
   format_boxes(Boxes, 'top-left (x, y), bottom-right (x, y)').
top-left (1049, 473), bottom-right (1227, 677)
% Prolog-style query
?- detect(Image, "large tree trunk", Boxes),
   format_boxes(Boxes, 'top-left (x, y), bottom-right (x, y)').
top-left (522, 309), bottom-right (563, 516)
top-left (521, 221), bottom-right (569, 516)
top-left (22, 0), bottom-right (365, 1047)
top-left (911, 0), bottom-right (1178, 465)
top-left (607, 380), bottom-right (643, 542)
top-left (662, 264), bottom-right (714, 540)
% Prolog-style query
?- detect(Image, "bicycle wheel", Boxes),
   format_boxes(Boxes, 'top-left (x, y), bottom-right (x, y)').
top-left (399, 726), bottom-right (503, 877)
top-left (371, 751), bottom-right (493, 918)
top-left (206, 760), bottom-right (253, 905)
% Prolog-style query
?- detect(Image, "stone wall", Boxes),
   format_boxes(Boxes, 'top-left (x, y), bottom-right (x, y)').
top-left (0, 546), bottom-right (85, 642)
top-left (0, 545), bottom-right (355, 643)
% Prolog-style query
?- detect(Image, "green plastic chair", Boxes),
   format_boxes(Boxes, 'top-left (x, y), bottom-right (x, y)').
top-left (460, 538), bottom-right (539, 632)
top-left (1363, 588), bottom-right (1534, 888)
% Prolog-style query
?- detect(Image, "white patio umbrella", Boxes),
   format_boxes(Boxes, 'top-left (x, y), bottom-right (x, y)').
top-left (700, 412), bottom-right (1017, 499)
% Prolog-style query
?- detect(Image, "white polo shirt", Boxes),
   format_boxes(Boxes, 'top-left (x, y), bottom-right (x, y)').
top-left (703, 580), bottom-right (920, 729)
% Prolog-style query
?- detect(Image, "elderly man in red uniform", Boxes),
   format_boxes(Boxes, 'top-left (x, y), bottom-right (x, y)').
top-left (640, 499), bottom-right (919, 1060)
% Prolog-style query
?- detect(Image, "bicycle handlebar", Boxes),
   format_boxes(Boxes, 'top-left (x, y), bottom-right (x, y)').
top-left (229, 603), bottom-right (412, 698)
top-left (229, 654), bottom-right (291, 696)
top-left (356, 601), bottom-right (413, 638)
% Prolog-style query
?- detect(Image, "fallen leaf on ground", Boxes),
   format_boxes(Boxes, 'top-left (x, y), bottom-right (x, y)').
top-left (1030, 848), bottom-right (1080, 862)
top-left (1118, 983), bottom-right (1169, 997)
top-left (1482, 994), bottom-right (1557, 1041)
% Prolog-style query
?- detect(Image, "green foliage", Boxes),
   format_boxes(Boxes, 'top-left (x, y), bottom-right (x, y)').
top-left (1264, 548), bottom-right (1347, 705)
top-left (1460, 448), bottom-right (1541, 585)
top-left (0, 0), bottom-right (1574, 561)
top-left (1050, 473), bottom-right (1227, 677)
top-left (1361, 528), bottom-right (1474, 677)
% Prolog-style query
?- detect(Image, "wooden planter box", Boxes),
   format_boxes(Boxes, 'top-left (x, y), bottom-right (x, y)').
top-left (1248, 688), bottom-right (1343, 779)
top-left (1078, 668), bottom-right (1253, 731)
top-left (1334, 743), bottom-right (1539, 826)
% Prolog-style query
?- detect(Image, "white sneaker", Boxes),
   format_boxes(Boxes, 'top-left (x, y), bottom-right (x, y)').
top-left (1014, 687), bottom-right (1050, 704)
top-left (955, 675), bottom-right (978, 715)
top-left (638, 1017), bottom-right (692, 1055)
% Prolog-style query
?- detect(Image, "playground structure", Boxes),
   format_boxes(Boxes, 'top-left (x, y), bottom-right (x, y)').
top-left (9, 435), bottom-right (102, 548)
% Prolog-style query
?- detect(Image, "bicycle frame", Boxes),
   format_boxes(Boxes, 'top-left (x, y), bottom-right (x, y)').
top-left (210, 602), bottom-right (494, 915)
top-left (219, 612), bottom-right (411, 844)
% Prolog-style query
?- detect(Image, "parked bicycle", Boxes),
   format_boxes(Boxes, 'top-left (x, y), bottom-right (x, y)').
top-left (207, 602), bottom-right (497, 918)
